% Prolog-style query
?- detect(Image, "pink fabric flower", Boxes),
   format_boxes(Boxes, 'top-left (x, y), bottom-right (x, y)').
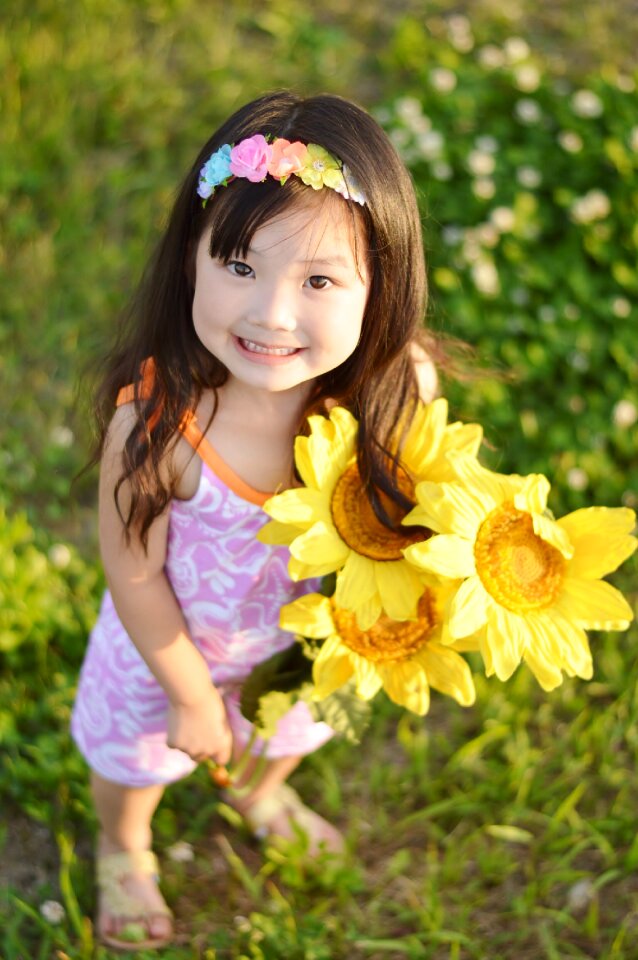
top-left (230, 135), bottom-right (272, 182)
top-left (267, 139), bottom-right (308, 181)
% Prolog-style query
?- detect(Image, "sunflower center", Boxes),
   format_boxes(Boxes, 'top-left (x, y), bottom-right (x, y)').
top-left (474, 502), bottom-right (565, 612)
top-left (332, 591), bottom-right (439, 663)
top-left (330, 461), bottom-right (424, 561)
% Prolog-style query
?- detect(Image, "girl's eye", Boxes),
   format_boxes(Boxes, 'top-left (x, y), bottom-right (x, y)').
top-left (227, 260), bottom-right (253, 278)
top-left (306, 275), bottom-right (331, 290)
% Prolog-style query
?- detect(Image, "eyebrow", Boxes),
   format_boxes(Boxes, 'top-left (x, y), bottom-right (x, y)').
top-left (246, 246), bottom-right (353, 269)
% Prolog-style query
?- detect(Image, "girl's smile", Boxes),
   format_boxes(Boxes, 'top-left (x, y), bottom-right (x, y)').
top-left (191, 197), bottom-right (369, 397)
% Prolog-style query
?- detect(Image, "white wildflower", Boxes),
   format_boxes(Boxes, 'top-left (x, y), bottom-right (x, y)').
top-left (570, 189), bottom-right (611, 224)
top-left (569, 351), bottom-right (589, 371)
top-left (395, 97), bottom-right (424, 122)
top-left (475, 135), bottom-right (499, 154)
top-left (515, 98), bottom-right (542, 124)
top-left (442, 225), bottom-right (464, 246)
top-left (514, 65), bottom-right (541, 92)
top-left (447, 16), bottom-right (474, 52)
top-left (517, 166), bottom-right (542, 189)
top-left (467, 150), bottom-right (496, 176)
top-left (430, 67), bottom-right (457, 93)
top-left (462, 231), bottom-right (481, 263)
top-left (472, 259), bottom-right (500, 296)
top-left (569, 396), bottom-right (585, 414)
top-left (564, 304), bottom-right (580, 321)
top-left (478, 45), bottom-right (506, 69)
top-left (51, 425), bottom-right (74, 448)
top-left (571, 89), bottom-right (604, 118)
top-left (473, 178), bottom-right (496, 200)
top-left (166, 840), bottom-right (195, 863)
top-left (629, 126), bottom-right (638, 152)
top-left (538, 305), bottom-right (557, 324)
top-left (612, 297), bottom-right (631, 318)
top-left (613, 400), bottom-right (638, 429)
top-left (390, 128), bottom-right (410, 149)
top-left (616, 74), bottom-right (635, 92)
top-left (567, 878), bottom-right (595, 913)
top-left (504, 37), bottom-right (530, 63)
top-left (49, 543), bottom-right (72, 570)
top-left (511, 286), bottom-right (530, 306)
top-left (418, 130), bottom-right (445, 160)
top-left (431, 162), bottom-right (453, 181)
top-left (489, 206), bottom-right (516, 232)
top-left (622, 490), bottom-right (637, 508)
top-left (475, 223), bottom-right (499, 247)
top-left (40, 900), bottom-right (65, 924)
top-left (558, 131), bottom-right (584, 153)
top-left (566, 468), bottom-right (589, 492)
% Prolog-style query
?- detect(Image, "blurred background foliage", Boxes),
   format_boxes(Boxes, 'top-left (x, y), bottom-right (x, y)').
top-left (1, 2), bottom-right (637, 956)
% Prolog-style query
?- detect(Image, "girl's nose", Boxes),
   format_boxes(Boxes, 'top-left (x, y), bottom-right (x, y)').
top-left (251, 285), bottom-right (297, 332)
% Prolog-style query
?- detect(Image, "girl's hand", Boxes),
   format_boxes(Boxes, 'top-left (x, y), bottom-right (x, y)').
top-left (166, 685), bottom-right (233, 765)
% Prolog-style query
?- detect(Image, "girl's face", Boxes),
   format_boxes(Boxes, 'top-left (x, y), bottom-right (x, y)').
top-left (192, 196), bottom-right (369, 399)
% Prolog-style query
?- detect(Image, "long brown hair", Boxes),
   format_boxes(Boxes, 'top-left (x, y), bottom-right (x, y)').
top-left (95, 91), bottom-right (431, 545)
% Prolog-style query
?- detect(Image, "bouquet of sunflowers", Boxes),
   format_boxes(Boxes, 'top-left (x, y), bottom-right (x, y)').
top-left (237, 400), bottom-right (636, 743)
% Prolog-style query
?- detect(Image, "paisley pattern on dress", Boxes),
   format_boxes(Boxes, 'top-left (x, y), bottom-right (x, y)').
top-left (71, 462), bottom-right (333, 787)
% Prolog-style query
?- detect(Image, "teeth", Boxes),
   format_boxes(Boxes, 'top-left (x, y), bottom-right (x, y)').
top-left (241, 338), bottom-right (298, 356)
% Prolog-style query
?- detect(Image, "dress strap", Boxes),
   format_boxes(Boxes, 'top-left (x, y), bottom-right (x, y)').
top-left (115, 358), bottom-right (272, 506)
top-left (180, 411), bottom-right (272, 507)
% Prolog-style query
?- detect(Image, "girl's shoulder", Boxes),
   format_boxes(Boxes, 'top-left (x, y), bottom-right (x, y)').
top-left (410, 341), bottom-right (439, 403)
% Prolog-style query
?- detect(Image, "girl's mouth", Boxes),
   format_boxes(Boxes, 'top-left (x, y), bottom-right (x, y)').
top-left (233, 335), bottom-right (304, 364)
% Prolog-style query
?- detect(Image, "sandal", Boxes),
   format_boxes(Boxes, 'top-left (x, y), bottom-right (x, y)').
top-left (96, 850), bottom-right (173, 951)
top-left (229, 783), bottom-right (344, 856)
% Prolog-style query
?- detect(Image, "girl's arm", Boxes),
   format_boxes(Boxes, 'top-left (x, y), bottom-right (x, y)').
top-left (98, 405), bottom-right (232, 765)
top-left (411, 341), bottom-right (439, 403)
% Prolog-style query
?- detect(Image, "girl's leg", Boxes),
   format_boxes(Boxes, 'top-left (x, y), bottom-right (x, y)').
top-left (92, 771), bottom-right (173, 943)
top-left (228, 752), bottom-right (343, 854)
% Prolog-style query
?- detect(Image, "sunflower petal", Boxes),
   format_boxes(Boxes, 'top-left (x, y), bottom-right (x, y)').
top-left (289, 520), bottom-right (350, 569)
top-left (412, 479), bottom-right (488, 538)
top-left (400, 398), bottom-right (448, 474)
top-left (355, 594), bottom-right (384, 631)
top-left (288, 556), bottom-right (328, 581)
top-left (257, 520), bottom-right (305, 546)
top-left (375, 559), bottom-right (424, 621)
top-left (484, 604), bottom-right (528, 680)
top-left (405, 534), bottom-right (476, 579)
top-left (531, 512), bottom-right (574, 558)
top-left (445, 455), bottom-right (523, 505)
top-left (279, 594), bottom-right (334, 638)
top-left (416, 643), bottom-right (476, 706)
top-left (377, 658), bottom-right (430, 715)
top-left (514, 474), bottom-right (550, 515)
top-left (312, 636), bottom-right (354, 698)
top-left (334, 552), bottom-right (378, 609)
top-left (429, 423), bottom-right (484, 481)
top-left (553, 577), bottom-right (634, 630)
top-left (262, 488), bottom-right (331, 526)
top-left (351, 654), bottom-right (384, 700)
top-left (532, 612), bottom-right (593, 680)
top-left (557, 507), bottom-right (638, 578)
top-left (447, 576), bottom-right (489, 638)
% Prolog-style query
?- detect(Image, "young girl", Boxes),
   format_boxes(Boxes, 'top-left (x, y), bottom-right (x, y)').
top-left (72, 90), bottom-right (438, 949)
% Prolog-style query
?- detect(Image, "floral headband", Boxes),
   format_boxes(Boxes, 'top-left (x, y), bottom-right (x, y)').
top-left (197, 134), bottom-right (366, 206)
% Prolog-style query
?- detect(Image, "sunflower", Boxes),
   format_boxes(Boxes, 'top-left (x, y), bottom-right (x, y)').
top-left (258, 400), bottom-right (482, 629)
top-left (279, 581), bottom-right (476, 716)
top-left (403, 455), bottom-right (637, 690)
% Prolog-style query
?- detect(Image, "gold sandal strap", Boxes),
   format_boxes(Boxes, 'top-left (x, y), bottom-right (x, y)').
top-left (97, 850), bottom-right (172, 919)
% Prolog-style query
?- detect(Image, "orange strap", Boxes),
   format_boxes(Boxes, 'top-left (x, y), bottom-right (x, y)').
top-left (116, 358), bottom-right (271, 506)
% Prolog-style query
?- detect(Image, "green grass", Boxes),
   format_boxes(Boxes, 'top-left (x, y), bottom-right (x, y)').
top-left (1, 1), bottom-right (638, 957)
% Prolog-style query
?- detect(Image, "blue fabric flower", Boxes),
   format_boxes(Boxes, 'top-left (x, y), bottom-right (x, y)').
top-left (197, 144), bottom-right (233, 198)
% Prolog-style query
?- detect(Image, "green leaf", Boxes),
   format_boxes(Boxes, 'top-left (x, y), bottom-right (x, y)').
top-left (239, 643), bottom-right (313, 723)
top-left (308, 683), bottom-right (372, 744)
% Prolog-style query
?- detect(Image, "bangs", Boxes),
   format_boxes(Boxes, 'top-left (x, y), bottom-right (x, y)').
top-left (206, 176), bottom-right (315, 262)
top-left (204, 176), bottom-right (370, 276)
